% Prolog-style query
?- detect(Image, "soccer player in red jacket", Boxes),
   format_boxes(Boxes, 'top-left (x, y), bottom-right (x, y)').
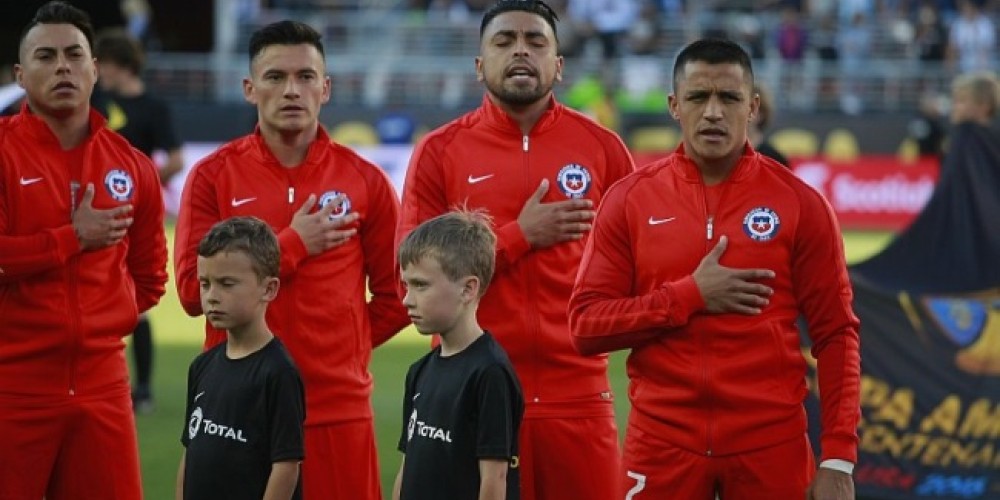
top-left (174, 21), bottom-right (409, 499)
top-left (570, 39), bottom-right (861, 500)
top-left (396, 2), bottom-right (635, 499)
top-left (0, 2), bottom-right (168, 498)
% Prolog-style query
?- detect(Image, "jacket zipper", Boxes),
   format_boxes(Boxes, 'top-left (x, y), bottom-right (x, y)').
top-left (522, 134), bottom-right (542, 403)
top-left (699, 166), bottom-right (736, 456)
top-left (68, 180), bottom-right (80, 396)
top-left (698, 181), bottom-right (713, 455)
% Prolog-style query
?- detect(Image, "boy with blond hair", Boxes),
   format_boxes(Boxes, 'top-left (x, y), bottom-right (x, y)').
top-left (394, 211), bottom-right (523, 500)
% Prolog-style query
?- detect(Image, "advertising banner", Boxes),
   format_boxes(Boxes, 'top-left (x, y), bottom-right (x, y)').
top-left (807, 283), bottom-right (1000, 500)
top-left (792, 157), bottom-right (940, 231)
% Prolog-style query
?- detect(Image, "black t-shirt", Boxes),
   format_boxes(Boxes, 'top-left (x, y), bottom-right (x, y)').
top-left (92, 87), bottom-right (181, 157)
top-left (398, 332), bottom-right (524, 500)
top-left (181, 338), bottom-right (305, 500)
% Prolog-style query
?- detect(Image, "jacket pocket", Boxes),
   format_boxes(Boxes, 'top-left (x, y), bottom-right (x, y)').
top-left (767, 319), bottom-right (806, 401)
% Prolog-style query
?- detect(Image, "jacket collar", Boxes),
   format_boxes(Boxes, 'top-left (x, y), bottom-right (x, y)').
top-left (478, 92), bottom-right (563, 136)
top-left (673, 141), bottom-right (760, 184)
top-left (250, 123), bottom-right (330, 168)
top-left (16, 101), bottom-right (107, 147)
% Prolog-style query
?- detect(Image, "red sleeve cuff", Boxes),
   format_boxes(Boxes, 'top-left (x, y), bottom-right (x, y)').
top-left (52, 224), bottom-right (82, 262)
top-left (820, 434), bottom-right (859, 464)
top-left (277, 227), bottom-right (308, 276)
top-left (496, 220), bottom-right (531, 265)
top-left (669, 275), bottom-right (705, 319)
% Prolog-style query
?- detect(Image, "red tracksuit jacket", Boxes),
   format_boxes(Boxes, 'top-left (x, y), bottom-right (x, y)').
top-left (570, 144), bottom-right (861, 462)
top-left (0, 104), bottom-right (168, 398)
top-left (397, 95), bottom-right (635, 418)
top-left (174, 127), bottom-right (409, 425)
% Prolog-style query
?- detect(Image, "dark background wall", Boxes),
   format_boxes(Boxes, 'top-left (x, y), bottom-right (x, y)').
top-left (0, 0), bottom-right (212, 69)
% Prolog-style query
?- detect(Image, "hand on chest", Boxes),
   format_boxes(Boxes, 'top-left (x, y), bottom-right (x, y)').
top-left (450, 158), bottom-right (601, 220)
top-left (224, 178), bottom-right (365, 233)
top-left (636, 202), bottom-right (793, 278)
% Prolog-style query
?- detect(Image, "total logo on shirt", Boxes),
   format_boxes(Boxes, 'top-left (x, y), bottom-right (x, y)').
top-left (188, 406), bottom-right (248, 443)
top-left (407, 408), bottom-right (453, 443)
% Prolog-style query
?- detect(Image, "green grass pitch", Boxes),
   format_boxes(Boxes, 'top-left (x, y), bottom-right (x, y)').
top-left (136, 224), bottom-right (893, 498)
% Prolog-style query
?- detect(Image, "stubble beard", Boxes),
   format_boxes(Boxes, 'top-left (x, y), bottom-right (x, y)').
top-left (486, 78), bottom-right (552, 108)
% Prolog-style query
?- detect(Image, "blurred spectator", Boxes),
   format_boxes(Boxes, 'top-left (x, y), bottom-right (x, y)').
top-left (775, 6), bottom-right (808, 61)
top-left (627, 0), bottom-right (662, 55)
top-left (93, 29), bottom-right (183, 185)
top-left (913, 0), bottom-right (948, 63)
top-left (425, 0), bottom-right (474, 22)
top-left (750, 84), bottom-right (790, 167)
top-left (838, 0), bottom-right (876, 23)
top-left (812, 13), bottom-right (840, 61)
top-left (946, 0), bottom-right (996, 74)
top-left (92, 29), bottom-right (184, 413)
top-left (949, 70), bottom-right (999, 126)
top-left (568, 0), bottom-right (639, 60)
top-left (837, 11), bottom-right (873, 114)
top-left (731, 12), bottom-right (766, 59)
top-left (120, 0), bottom-right (151, 41)
top-left (908, 92), bottom-right (948, 158)
top-left (656, 0), bottom-right (685, 17)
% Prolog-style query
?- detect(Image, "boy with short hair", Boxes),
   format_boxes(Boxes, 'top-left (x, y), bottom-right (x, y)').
top-left (393, 211), bottom-right (524, 500)
top-left (177, 217), bottom-right (306, 500)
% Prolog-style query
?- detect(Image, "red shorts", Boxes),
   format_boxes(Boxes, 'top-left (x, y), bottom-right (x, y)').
top-left (301, 419), bottom-right (381, 500)
top-left (0, 391), bottom-right (141, 500)
top-left (519, 416), bottom-right (620, 500)
top-left (620, 427), bottom-right (815, 500)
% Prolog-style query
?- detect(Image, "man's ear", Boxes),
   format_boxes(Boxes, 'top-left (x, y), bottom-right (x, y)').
top-left (242, 77), bottom-right (255, 104)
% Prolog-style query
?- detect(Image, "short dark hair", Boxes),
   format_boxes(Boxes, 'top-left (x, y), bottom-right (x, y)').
top-left (672, 39), bottom-right (754, 93)
top-left (18, 1), bottom-right (95, 62)
top-left (248, 20), bottom-right (325, 66)
top-left (198, 217), bottom-right (280, 281)
top-left (399, 209), bottom-right (497, 296)
top-left (94, 29), bottom-right (144, 75)
top-left (480, 0), bottom-right (559, 42)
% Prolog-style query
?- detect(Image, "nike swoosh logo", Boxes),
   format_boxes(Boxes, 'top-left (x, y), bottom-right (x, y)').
top-left (413, 393), bottom-right (421, 401)
top-left (467, 174), bottom-right (494, 184)
top-left (231, 197), bottom-right (257, 207)
top-left (194, 391), bottom-right (205, 402)
top-left (648, 216), bottom-right (676, 225)
top-left (19, 177), bottom-right (43, 186)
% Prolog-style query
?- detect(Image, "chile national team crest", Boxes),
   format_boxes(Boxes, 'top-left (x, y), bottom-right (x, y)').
top-left (556, 164), bottom-right (592, 199)
top-left (319, 190), bottom-right (351, 220)
top-left (104, 169), bottom-right (134, 201)
top-left (742, 207), bottom-right (781, 241)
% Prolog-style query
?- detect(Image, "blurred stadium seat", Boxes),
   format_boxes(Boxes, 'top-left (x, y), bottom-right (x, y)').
top-left (822, 128), bottom-right (861, 162)
top-left (330, 121), bottom-right (380, 146)
top-left (629, 126), bottom-right (679, 152)
top-left (769, 128), bottom-right (819, 159)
